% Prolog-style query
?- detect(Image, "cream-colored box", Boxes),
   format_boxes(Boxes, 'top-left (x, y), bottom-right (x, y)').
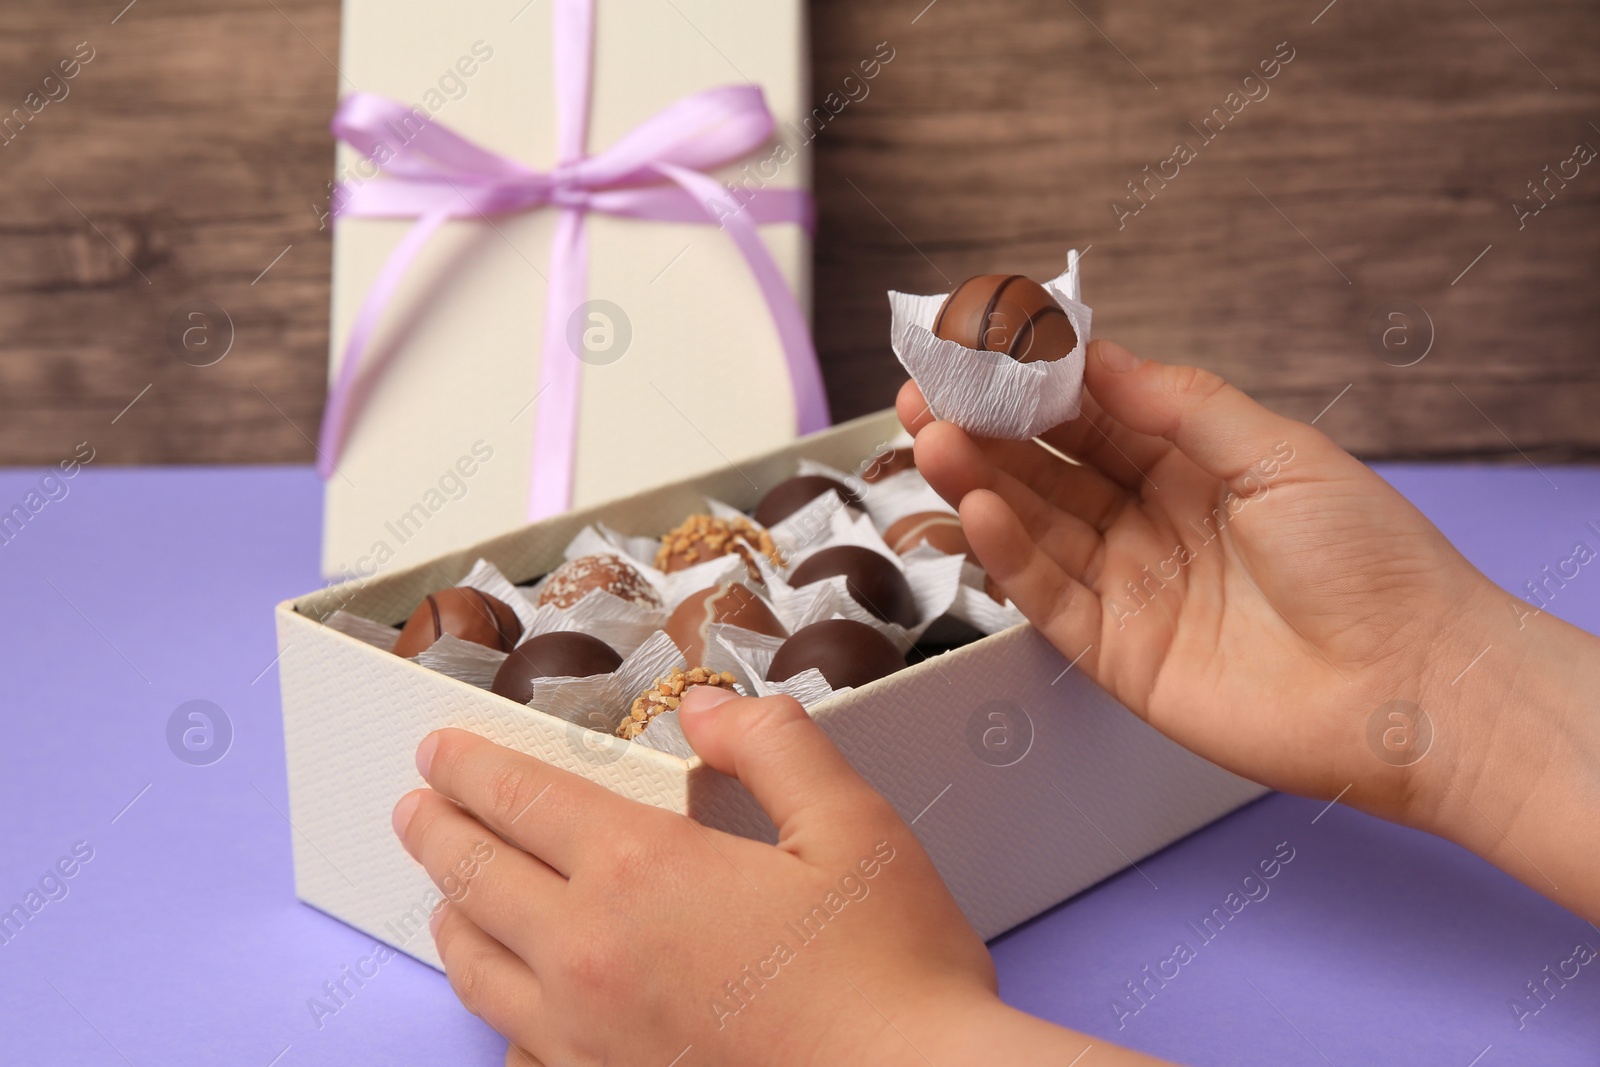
top-left (323, 0), bottom-right (812, 578)
top-left (278, 411), bottom-right (1266, 967)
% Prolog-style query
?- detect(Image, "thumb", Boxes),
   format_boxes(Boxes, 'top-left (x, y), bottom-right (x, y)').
top-left (1084, 338), bottom-right (1331, 490)
top-left (677, 686), bottom-right (886, 853)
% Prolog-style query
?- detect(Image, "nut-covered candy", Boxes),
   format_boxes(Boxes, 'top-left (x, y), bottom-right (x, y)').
top-left (664, 582), bottom-right (787, 666)
top-left (616, 666), bottom-right (738, 740)
top-left (861, 447), bottom-right (917, 483)
top-left (536, 553), bottom-right (661, 610)
top-left (767, 619), bottom-right (906, 691)
top-left (752, 475), bottom-right (864, 528)
top-left (933, 274), bottom-right (1077, 364)
top-left (883, 511), bottom-right (975, 563)
top-left (393, 587), bottom-right (523, 659)
top-left (491, 631), bottom-right (623, 704)
top-left (788, 545), bottom-right (919, 628)
top-left (655, 514), bottom-right (782, 575)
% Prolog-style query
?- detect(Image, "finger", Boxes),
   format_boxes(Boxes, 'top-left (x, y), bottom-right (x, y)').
top-left (676, 690), bottom-right (893, 860)
top-left (432, 902), bottom-right (545, 1051)
top-left (955, 431), bottom-right (1130, 536)
top-left (903, 381), bottom-right (1135, 533)
top-left (916, 418), bottom-right (1125, 536)
top-left (960, 489), bottom-right (1102, 675)
top-left (915, 421), bottom-right (1106, 578)
top-left (1084, 339), bottom-right (1324, 492)
top-left (1003, 440), bottom-right (1131, 533)
top-left (1035, 384), bottom-right (1174, 493)
top-left (902, 373), bottom-right (1168, 497)
top-left (395, 788), bottom-right (565, 959)
top-left (896, 379), bottom-right (937, 436)
top-left (419, 728), bottom-right (628, 877)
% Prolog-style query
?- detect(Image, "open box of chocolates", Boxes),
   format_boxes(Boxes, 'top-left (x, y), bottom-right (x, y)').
top-left (276, 408), bottom-right (1265, 969)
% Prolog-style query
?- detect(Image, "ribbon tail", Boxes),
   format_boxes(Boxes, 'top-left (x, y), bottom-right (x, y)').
top-left (317, 209), bottom-right (451, 478)
top-left (526, 208), bottom-right (589, 520)
top-left (655, 163), bottom-right (830, 435)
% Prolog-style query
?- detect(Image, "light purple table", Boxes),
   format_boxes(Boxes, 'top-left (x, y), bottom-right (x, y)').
top-left (0, 464), bottom-right (1595, 1066)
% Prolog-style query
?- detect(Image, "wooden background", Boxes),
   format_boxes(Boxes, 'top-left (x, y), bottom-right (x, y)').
top-left (2, 0), bottom-right (1597, 466)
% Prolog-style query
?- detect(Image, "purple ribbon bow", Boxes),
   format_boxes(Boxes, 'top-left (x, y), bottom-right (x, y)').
top-left (316, 0), bottom-right (829, 519)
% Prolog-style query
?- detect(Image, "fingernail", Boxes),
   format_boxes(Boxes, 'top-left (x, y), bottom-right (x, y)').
top-left (429, 903), bottom-right (447, 936)
top-left (415, 732), bottom-right (440, 779)
top-left (1096, 340), bottom-right (1140, 372)
top-left (679, 685), bottom-right (739, 715)
top-left (392, 791), bottom-right (422, 839)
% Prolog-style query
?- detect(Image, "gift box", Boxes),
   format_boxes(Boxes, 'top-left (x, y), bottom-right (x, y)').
top-left (276, 410), bottom-right (1266, 968)
top-left (319, 0), bottom-right (823, 579)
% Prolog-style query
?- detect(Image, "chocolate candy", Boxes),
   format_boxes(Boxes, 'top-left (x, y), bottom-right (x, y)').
top-left (656, 514), bottom-right (782, 575)
top-left (616, 666), bottom-right (738, 740)
top-left (767, 619), bottom-right (907, 690)
top-left (788, 545), bottom-right (919, 628)
top-left (752, 475), bottom-right (864, 528)
top-left (933, 274), bottom-right (1077, 364)
top-left (393, 587), bottom-right (522, 659)
top-left (883, 511), bottom-right (975, 563)
top-left (861, 447), bottom-right (916, 483)
top-left (491, 631), bottom-right (622, 704)
top-left (536, 553), bottom-right (661, 610)
top-left (664, 582), bottom-right (787, 666)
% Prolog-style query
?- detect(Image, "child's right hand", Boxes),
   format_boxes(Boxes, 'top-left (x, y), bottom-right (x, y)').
top-left (900, 340), bottom-right (1600, 920)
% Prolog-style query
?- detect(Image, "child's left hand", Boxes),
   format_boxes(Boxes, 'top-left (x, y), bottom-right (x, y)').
top-left (393, 687), bottom-right (1070, 1067)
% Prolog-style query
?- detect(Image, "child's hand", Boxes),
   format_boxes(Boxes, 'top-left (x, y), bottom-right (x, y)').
top-left (900, 340), bottom-right (1600, 919)
top-left (394, 692), bottom-right (1162, 1066)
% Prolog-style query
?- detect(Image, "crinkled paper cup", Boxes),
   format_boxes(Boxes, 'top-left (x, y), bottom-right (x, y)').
top-left (889, 253), bottom-right (1091, 440)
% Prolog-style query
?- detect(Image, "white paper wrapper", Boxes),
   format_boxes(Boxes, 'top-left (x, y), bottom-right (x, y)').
top-left (461, 556), bottom-right (666, 657)
top-left (860, 468), bottom-right (956, 530)
top-left (534, 592), bottom-right (669, 657)
top-left (562, 523), bottom-right (661, 569)
top-left (627, 709), bottom-right (696, 758)
top-left (323, 610), bottom-right (401, 653)
top-left (947, 581), bottom-right (1028, 635)
top-left (457, 558), bottom-right (542, 634)
top-left (762, 508), bottom-right (965, 650)
top-left (413, 633), bottom-right (507, 689)
top-left (630, 622), bottom-right (836, 754)
top-left (795, 448), bottom-right (956, 534)
top-left (700, 622), bottom-right (784, 686)
top-left (558, 516), bottom-right (757, 607)
top-left (511, 631), bottom-right (718, 733)
top-left (889, 255), bottom-right (1091, 440)
top-left (702, 623), bottom-right (839, 708)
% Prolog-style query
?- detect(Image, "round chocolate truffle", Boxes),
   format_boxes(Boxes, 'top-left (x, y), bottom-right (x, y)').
top-left (767, 619), bottom-right (907, 690)
top-left (883, 511), bottom-right (975, 563)
top-left (664, 581), bottom-right (788, 666)
top-left (752, 475), bottom-right (864, 528)
top-left (536, 553), bottom-right (661, 611)
top-left (932, 274), bottom-right (1077, 364)
top-left (788, 545), bottom-right (919, 628)
top-left (655, 514), bottom-right (782, 576)
top-left (861, 447), bottom-right (917, 484)
top-left (492, 631), bottom-right (623, 704)
top-left (616, 666), bottom-right (738, 740)
top-left (393, 587), bottom-right (523, 659)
